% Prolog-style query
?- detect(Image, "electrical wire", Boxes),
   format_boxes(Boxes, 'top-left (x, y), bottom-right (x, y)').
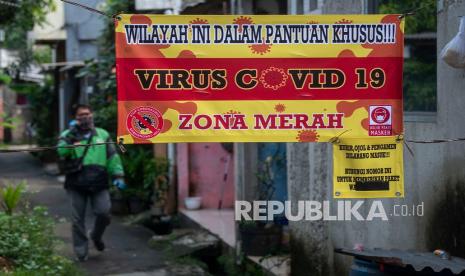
top-left (0, 141), bottom-right (127, 154)
top-left (399, 1), bottom-right (436, 19)
top-left (60, 0), bottom-right (110, 18)
top-left (405, 137), bottom-right (465, 144)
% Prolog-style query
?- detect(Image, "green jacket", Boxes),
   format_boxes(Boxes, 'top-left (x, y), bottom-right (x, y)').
top-left (57, 127), bottom-right (124, 178)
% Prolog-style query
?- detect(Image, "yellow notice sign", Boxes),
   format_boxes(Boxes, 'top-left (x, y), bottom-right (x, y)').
top-left (333, 137), bottom-right (404, 198)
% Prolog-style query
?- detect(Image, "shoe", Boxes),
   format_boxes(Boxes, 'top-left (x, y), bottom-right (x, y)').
top-left (75, 255), bottom-right (88, 262)
top-left (93, 239), bottom-right (105, 252)
top-left (89, 230), bottom-right (105, 252)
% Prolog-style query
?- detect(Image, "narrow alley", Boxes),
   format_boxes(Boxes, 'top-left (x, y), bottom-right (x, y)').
top-left (0, 151), bottom-right (168, 275)
top-left (4, 0), bottom-right (465, 275)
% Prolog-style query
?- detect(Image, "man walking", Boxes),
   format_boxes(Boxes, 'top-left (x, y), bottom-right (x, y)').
top-left (57, 104), bottom-right (126, 261)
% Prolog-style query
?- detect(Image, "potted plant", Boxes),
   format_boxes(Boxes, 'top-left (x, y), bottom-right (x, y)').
top-left (150, 175), bottom-right (173, 235)
top-left (184, 180), bottom-right (202, 210)
top-left (150, 163), bottom-right (173, 235)
top-left (109, 186), bottom-right (129, 215)
top-left (152, 174), bottom-right (169, 216)
top-left (125, 187), bottom-right (149, 214)
top-left (239, 156), bottom-right (283, 256)
top-left (121, 145), bottom-right (158, 214)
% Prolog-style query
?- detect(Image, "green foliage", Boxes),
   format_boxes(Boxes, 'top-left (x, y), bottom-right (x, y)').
top-left (121, 145), bottom-right (169, 200)
top-left (78, 1), bottom-right (134, 135)
top-left (174, 256), bottom-right (209, 272)
top-left (403, 60), bottom-right (437, 111)
top-left (380, 0), bottom-right (437, 112)
top-left (0, 73), bottom-right (12, 85)
top-left (379, 0), bottom-right (436, 34)
top-left (153, 173), bottom-right (170, 210)
top-left (0, 181), bottom-right (82, 276)
top-left (238, 220), bottom-right (259, 230)
top-left (33, 46), bottom-right (52, 64)
top-left (77, 1), bottom-right (167, 203)
top-left (0, 183), bottom-right (80, 274)
top-left (8, 83), bottom-right (39, 95)
top-left (147, 232), bottom-right (179, 250)
top-left (77, 0), bottom-right (159, 203)
top-left (1, 2), bottom-right (56, 148)
top-left (256, 156), bottom-right (278, 201)
top-left (0, 114), bottom-right (19, 130)
top-left (77, 2), bottom-right (161, 201)
top-left (93, 100), bottom-right (117, 138)
top-left (22, 78), bottom-right (58, 149)
top-left (78, 59), bottom-right (117, 133)
top-left (0, 207), bottom-right (81, 275)
top-left (0, 0), bottom-right (54, 32)
top-left (0, 0), bottom-right (55, 75)
top-left (218, 254), bottom-right (265, 276)
top-left (0, 181), bottom-right (25, 216)
top-left (147, 157), bottom-right (169, 191)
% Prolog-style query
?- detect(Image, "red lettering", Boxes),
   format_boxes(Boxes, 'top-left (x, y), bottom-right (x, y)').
top-left (327, 113), bottom-right (343, 128)
top-left (310, 114), bottom-right (327, 128)
top-left (179, 114), bottom-right (193, 129)
top-left (195, 114), bottom-right (212, 129)
top-left (294, 114), bottom-right (311, 128)
top-left (231, 115), bottom-right (248, 129)
top-left (213, 114), bottom-right (231, 129)
top-left (279, 114), bottom-right (294, 129)
top-left (254, 114), bottom-right (277, 129)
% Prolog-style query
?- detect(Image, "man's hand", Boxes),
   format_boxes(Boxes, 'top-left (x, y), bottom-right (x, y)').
top-left (113, 178), bottom-right (127, 190)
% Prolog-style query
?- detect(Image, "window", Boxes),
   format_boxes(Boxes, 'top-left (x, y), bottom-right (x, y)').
top-left (378, 0), bottom-right (437, 112)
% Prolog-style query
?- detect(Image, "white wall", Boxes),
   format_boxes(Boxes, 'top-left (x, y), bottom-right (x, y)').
top-left (287, 1), bottom-right (465, 275)
top-left (33, 0), bottom-right (66, 41)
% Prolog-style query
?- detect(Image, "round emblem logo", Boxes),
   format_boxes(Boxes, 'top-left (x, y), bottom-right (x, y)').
top-left (126, 106), bottom-right (164, 139)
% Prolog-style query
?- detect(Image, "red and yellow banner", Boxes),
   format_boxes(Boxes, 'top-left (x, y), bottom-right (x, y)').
top-left (115, 14), bottom-right (404, 143)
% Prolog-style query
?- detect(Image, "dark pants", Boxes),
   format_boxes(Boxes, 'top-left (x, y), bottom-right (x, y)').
top-left (67, 189), bottom-right (111, 258)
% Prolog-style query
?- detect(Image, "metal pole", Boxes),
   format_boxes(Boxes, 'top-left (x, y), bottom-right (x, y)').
top-left (59, 86), bottom-right (65, 132)
top-left (0, 29), bottom-right (4, 69)
top-left (230, 0), bottom-right (236, 15)
top-left (303, 0), bottom-right (310, 14)
top-left (289, 0), bottom-right (297, 15)
top-left (166, 0), bottom-right (181, 212)
top-left (237, 0), bottom-right (243, 14)
top-left (361, 0), bottom-right (368, 14)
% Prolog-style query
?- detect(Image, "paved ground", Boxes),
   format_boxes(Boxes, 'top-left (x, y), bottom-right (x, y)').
top-left (0, 152), bottom-right (167, 276)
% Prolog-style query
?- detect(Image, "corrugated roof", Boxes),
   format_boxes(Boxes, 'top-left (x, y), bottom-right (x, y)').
top-left (335, 248), bottom-right (465, 275)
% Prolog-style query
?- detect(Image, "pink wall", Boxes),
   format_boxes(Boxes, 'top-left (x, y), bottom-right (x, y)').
top-left (177, 143), bottom-right (235, 209)
top-left (177, 143), bottom-right (190, 208)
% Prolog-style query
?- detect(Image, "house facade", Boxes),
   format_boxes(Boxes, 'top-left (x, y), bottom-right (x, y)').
top-left (230, 0), bottom-right (464, 275)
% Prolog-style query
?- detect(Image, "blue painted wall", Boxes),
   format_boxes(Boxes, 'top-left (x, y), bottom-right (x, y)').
top-left (64, 0), bottom-right (105, 61)
top-left (257, 143), bottom-right (288, 203)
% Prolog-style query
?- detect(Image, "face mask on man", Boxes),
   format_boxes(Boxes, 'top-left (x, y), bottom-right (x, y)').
top-left (77, 115), bottom-right (94, 130)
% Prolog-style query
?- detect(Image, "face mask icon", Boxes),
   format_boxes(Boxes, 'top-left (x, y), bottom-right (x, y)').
top-left (371, 106), bottom-right (390, 124)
